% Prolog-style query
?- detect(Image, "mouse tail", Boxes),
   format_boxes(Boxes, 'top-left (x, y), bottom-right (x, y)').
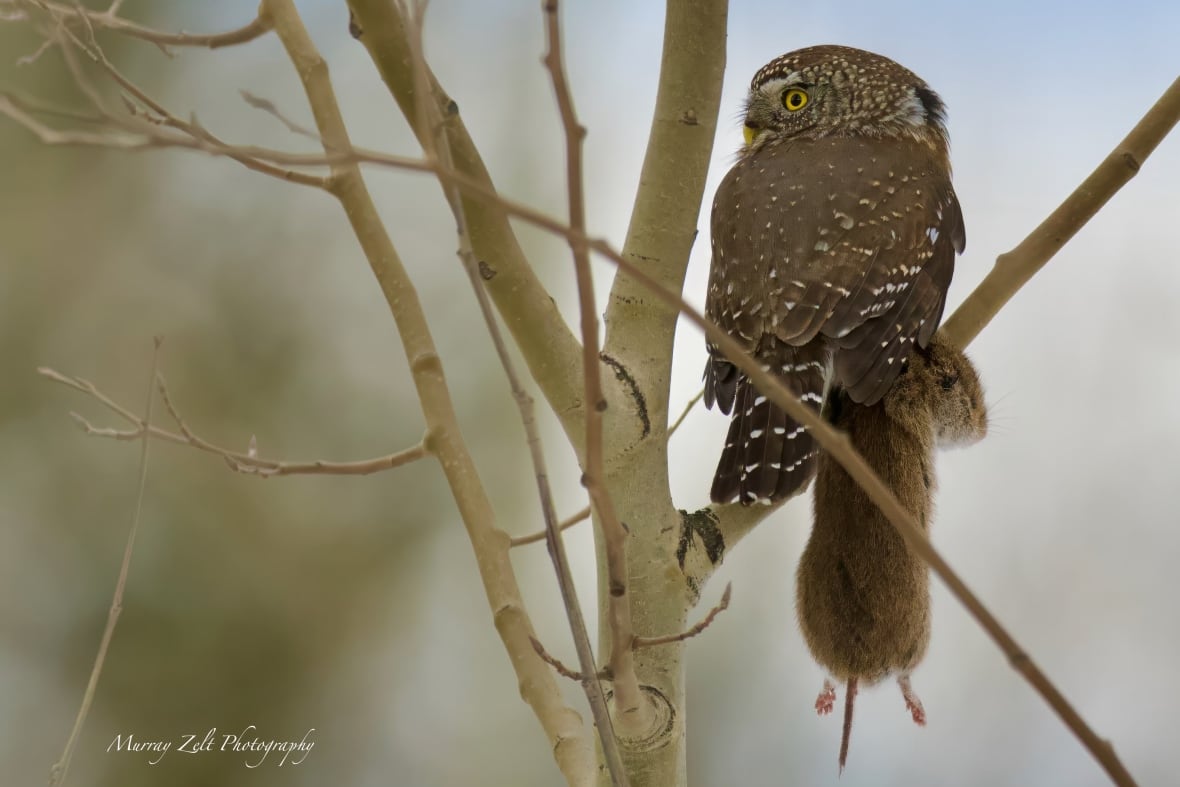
top-left (838, 677), bottom-right (858, 774)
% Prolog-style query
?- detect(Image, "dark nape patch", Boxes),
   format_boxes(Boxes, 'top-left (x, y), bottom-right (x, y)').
top-left (599, 352), bottom-right (651, 438)
top-left (914, 85), bottom-right (946, 127)
top-left (676, 508), bottom-right (725, 570)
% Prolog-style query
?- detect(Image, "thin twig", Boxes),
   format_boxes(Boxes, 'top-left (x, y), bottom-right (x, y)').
top-left (509, 385), bottom-right (699, 548)
top-left (942, 76), bottom-right (1180, 349)
top-left (39, 367), bottom-right (429, 477)
top-left (398, 3), bottom-right (615, 783)
top-left (69, 22), bottom-right (329, 189)
top-left (16, 35), bottom-right (53, 65)
top-left (530, 637), bottom-right (610, 682)
top-left (49, 338), bottom-right (161, 786)
top-left (28, 1), bottom-right (271, 49)
top-left (0, 90), bottom-right (105, 123)
top-left (49, 5), bottom-right (109, 115)
top-left (633, 583), bottom-right (731, 649)
top-left (239, 89), bottom-right (320, 140)
top-left (0, 25), bottom-right (327, 189)
top-left (667, 388), bottom-right (704, 437)
top-left (541, 0), bottom-right (648, 745)
top-left (509, 505), bottom-right (590, 548)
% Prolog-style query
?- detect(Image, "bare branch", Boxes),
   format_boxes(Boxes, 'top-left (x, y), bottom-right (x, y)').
top-left (542, 1), bottom-right (649, 749)
top-left (0, 93), bottom-right (144, 147)
top-left (49, 338), bottom-right (161, 786)
top-left (16, 34), bottom-right (53, 65)
top-left (39, 367), bottom-right (430, 477)
top-left (942, 76), bottom-right (1180, 349)
top-left (0, 45), bottom-right (329, 191)
top-left (509, 505), bottom-right (589, 548)
top-left (633, 583), bottom-right (731, 649)
top-left (0, 94), bottom-right (327, 185)
top-left (0, 90), bottom-right (104, 123)
top-left (0, 5), bottom-right (325, 188)
top-left (78, 22), bottom-right (330, 189)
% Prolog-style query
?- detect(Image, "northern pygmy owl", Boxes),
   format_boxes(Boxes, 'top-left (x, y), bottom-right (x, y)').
top-left (704, 45), bottom-right (965, 505)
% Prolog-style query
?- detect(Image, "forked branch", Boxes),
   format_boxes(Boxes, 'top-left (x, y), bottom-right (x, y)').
top-left (345, 0), bottom-right (590, 439)
top-left (38, 367), bottom-right (429, 477)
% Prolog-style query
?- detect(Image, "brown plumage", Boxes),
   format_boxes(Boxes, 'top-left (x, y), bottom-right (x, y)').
top-left (705, 46), bottom-right (966, 505)
top-left (795, 337), bottom-right (988, 772)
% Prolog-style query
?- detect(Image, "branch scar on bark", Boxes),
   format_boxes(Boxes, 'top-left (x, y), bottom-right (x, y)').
top-left (599, 352), bottom-right (650, 438)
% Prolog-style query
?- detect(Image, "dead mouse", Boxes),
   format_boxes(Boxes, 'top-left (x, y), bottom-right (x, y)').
top-left (795, 336), bottom-right (988, 771)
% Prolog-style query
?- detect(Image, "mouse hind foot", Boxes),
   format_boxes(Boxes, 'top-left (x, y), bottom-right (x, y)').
top-left (898, 674), bottom-right (926, 725)
top-left (815, 678), bottom-right (837, 715)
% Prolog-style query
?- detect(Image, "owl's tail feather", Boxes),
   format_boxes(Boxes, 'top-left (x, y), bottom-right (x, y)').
top-left (709, 341), bottom-right (825, 505)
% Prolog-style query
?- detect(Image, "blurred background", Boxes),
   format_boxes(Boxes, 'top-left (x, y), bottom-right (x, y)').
top-left (2, 0), bottom-right (1178, 785)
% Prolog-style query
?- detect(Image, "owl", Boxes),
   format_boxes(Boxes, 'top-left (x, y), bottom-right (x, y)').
top-left (704, 45), bottom-right (965, 505)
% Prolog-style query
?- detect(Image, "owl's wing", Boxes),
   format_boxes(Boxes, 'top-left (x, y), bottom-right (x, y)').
top-left (828, 186), bottom-right (963, 403)
top-left (757, 136), bottom-right (963, 405)
top-left (704, 135), bottom-right (964, 411)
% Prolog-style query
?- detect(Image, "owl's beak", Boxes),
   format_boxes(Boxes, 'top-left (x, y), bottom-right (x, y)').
top-left (742, 123), bottom-right (759, 147)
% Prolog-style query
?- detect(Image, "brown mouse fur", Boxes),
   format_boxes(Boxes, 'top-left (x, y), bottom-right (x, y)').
top-left (795, 336), bottom-right (987, 771)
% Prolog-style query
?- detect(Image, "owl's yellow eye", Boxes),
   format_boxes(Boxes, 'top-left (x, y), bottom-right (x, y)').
top-left (743, 124), bottom-right (756, 146)
top-left (783, 88), bottom-right (809, 111)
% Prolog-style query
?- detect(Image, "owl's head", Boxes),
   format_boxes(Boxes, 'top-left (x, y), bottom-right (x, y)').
top-left (741, 45), bottom-right (948, 151)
